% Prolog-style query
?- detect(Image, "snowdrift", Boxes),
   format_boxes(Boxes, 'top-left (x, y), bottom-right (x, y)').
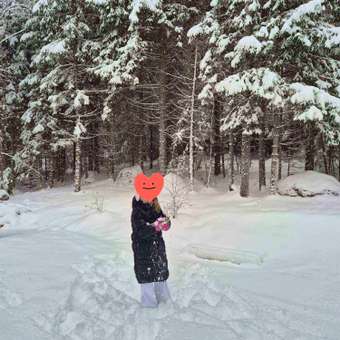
top-left (187, 244), bottom-right (264, 266)
top-left (0, 190), bottom-right (9, 201)
top-left (278, 171), bottom-right (340, 197)
top-left (163, 172), bottom-right (187, 193)
top-left (114, 165), bottom-right (142, 186)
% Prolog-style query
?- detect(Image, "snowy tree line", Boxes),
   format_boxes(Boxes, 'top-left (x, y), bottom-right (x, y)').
top-left (0, 0), bottom-right (339, 197)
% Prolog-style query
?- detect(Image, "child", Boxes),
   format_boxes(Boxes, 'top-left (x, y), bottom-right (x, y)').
top-left (131, 195), bottom-right (171, 308)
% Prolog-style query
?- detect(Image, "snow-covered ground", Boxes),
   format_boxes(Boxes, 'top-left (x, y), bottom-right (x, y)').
top-left (0, 178), bottom-right (340, 340)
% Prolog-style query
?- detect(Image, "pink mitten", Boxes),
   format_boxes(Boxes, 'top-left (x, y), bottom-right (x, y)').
top-left (153, 219), bottom-right (162, 232)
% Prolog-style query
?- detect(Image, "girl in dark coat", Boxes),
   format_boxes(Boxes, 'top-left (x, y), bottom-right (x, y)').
top-left (131, 195), bottom-right (171, 307)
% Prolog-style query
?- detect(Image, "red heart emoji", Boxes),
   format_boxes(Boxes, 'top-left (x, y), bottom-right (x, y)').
top-left (134, 172), bottom-right (164, 202)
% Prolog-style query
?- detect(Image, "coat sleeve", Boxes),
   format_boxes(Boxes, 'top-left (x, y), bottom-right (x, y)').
top-left (131, 208), bottom-right (159, 240)
top-left (159, 209), bottom-right (171, 228)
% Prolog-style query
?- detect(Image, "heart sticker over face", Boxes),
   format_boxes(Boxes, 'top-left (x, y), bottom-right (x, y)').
top-left (134, 172), bottom-right (164, 202)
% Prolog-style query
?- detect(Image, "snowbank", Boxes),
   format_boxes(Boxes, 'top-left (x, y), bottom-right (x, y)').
top-left (0, 189), bottom-right (9, 201)
top-left (114, 165), bottom-right (142, 186)
top-left (163, 172), bottom-right (187, 193)
top-left (187, 244), bottom-right (264, 266)
top-left (278, 171), bottom-right (340, 197)
top-left (160, 172), bottom-right (189, 218)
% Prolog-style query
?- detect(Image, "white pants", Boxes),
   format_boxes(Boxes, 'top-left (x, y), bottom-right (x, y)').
top-left (140, 281), bottom-right (171, 308)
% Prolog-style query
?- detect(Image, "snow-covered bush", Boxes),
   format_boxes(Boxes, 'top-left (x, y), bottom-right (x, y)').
top-left (114, 165), bottom-right (142, 187)
top-left (86, 192), bottom-right (104, 212)
top-left (83, 171), bottom-right (96, 185)
top-left (278, 171), bottom-right (340, 197)
top-left (160, 172), bottom-right (189, 218)
top-left (0, 190), bottom-right (9, 201)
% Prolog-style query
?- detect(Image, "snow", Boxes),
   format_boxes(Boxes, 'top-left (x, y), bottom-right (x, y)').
top-left (32, 123), bottom-right (44, 134)
top-left (215, 68), bottom-right (284, 105)
top-left (73, 120), bottom-right (86, 138)
top-left (290, 83), bottom-right (340, 122)
top-left (85, 0), bottom-right (109, 5)
top-left (278, 171), bottom-right (340, 197)
top-left (187, 23), bottom-right (204, 39)
top-left (74, 90), bottom-right (90, 109)
top-left (115, 165), bottom-right (143, 187)
top-left (163, 172), bottom-right (187, 194)
top-left (295, 105), bottom-right (324, 122)
top-left (32, 40), bottom-right (66, 65)
top-left (235, 36), bottom-right (263, 53)
top-left (20, 31), bottom-right (35, 43)
top-left (32, 0), bottom-right (48, 13)
top-left (323, 26), bottom-right (340, 49)
top-left (281, 0), bottom-right (324, 34)
top-left (129, 0), bottom-right (160, 23)
top-left (0, 189), bottom-right (9, 201)
top-left (1, 177), bottom-right (340, 339)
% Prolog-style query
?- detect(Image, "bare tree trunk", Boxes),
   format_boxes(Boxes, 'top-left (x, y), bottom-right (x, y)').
top-left (270, 114), bottom-right (280, 194)
top-left (328, 146), bottom-right (335, 177)
top-left (278, 143), bottom-right (282, 180)
top-left (305, 122), bottom-right (316, 171)
top-left (47, 153), bottom-right (55, 188)
top-left (74, 139), bottom-right (81, 192)
top-left (159, 56), bottom-right (167, 175)
top-left (287, 148), bottom-right (292, 176)
top-left (229, 132), bottom-right (235, 190)
top-left (58, 148), bottom-right (66, 183)
top-left (278, 114), bottom-right (283, 180)
top-left (189, 45), bottom-right (198, 191)
top-left (338, 145), bottom-right (340, 181)
top-left (206, 140), bottom-right (213, 187)
top-left (213, 97), bottom-right (221, 176)
top-left (258, 119), bottom-right (266, 190)
top-left (240, 132), bottom-right (250, 197)
top-left (320, 135), bottom-right (329, 174)
top-left (149, 126), bottom-right (154, 169)
top-left (0, 127), bottom-right (4, 182)
top-left (94, 135), bottom-right (100, 173)
top-left (221, 140), bottom-right (226, 178)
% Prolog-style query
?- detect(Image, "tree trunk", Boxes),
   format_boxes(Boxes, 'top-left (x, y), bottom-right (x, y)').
top-left (278, 143), bottom-right (282, 180)
top-left (338, 145), bottom-right (340, 181)
top-left (58, 148), bottom-right (66, 183)
top-left (47, 153), bottom-right (55, 188)
top-left (213, 97), bottom-right (221, 176)
top-left (305, 122), bottom-right (316, 171)
top-left (240, 132), bottom-right (250, 197)
top-left (221, 142), bottom-right (226, 178)
top-left (287, 148), bottom-right (292, 177)
top-left (0, 127), bottom-right (4, 182)
top-left (229, 132), bottom-right (235, 190)
top-left (94, 134), bottom-right (100, 173)
top-left (270, 114), bottom-right (280, 194)
top-left (189, 45), bottom-right (198, 191)
top-left (328, 146), bottom-right (335, 177)
top-left (159, 55), bottom-right (167, 175)
top-left (149, 126), bottom-right (154, 169)
top-left (258, 120), bottom-right (266, 190)
top-left (206, 139), bottom-right (213, 187)
top-left (319, 134), bottom-right (329, 174)
top-left (74, 139), bottom-right (81, 192)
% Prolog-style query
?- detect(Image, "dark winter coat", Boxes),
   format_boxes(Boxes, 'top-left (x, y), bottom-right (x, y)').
top-left (131, 196), bottom-right (170, 284)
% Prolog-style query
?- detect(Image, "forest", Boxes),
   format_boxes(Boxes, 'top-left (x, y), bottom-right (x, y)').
top-left (1, 0), bottom-right (340, 197)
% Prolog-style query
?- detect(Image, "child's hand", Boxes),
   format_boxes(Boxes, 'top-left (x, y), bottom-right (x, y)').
top-left (152, 219), bottom-right (162, 232)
